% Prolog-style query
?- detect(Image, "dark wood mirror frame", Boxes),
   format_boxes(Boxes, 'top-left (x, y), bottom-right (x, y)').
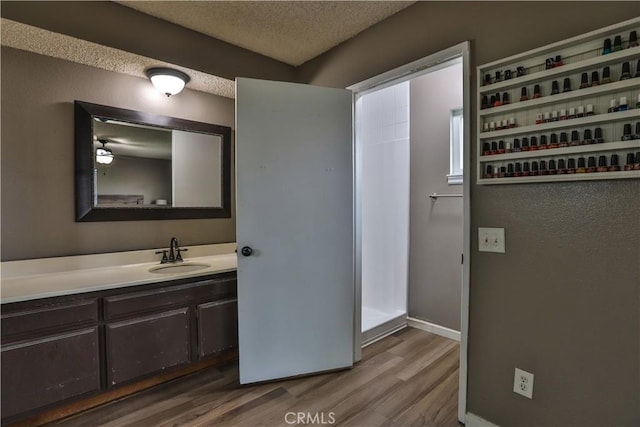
top-left (75, 100), bottom-right (232, 221)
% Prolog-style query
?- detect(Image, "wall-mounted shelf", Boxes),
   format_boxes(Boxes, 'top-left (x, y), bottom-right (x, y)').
top-left (477, 17), bottom-right (640, 185)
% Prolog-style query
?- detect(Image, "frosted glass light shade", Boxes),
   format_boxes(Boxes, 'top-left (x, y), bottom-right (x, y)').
top-left (146, 68), bottom-right (190, 97)
top-left (96, 147), bottom-right (114, 165)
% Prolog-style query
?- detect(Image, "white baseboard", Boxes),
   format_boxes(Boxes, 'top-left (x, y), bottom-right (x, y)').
top-left (406, 317), bottom-right (461, 341)
top-left (465, 412), bottom-right (500, 427)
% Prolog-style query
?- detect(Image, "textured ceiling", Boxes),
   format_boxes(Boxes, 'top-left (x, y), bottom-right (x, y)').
top-left (116, 1), bottom-right (416, 66)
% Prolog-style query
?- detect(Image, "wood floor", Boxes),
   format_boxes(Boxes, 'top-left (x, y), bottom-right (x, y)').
top-left (53, 327), bottom-right (461, 427)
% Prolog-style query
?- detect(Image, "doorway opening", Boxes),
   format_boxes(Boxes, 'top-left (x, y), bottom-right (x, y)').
top-left (350, 42), bottom-right (470, 423)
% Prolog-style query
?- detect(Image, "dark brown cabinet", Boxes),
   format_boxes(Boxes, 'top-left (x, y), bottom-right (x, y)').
top-left (0, 272), bottom-right (237, 424)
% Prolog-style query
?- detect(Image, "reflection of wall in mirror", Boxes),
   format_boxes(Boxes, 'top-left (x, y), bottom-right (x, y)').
top-left (96, 156), bottom-right (172, 206)
top-left (172, 130), bottom-right (222, 207)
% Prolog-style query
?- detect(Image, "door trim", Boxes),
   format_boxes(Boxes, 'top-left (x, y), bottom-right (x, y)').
top-left (348, 41), bottom-right (471, 423)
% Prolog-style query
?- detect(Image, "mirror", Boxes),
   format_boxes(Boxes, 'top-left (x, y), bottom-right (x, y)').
top-left (75, 101), bottom-right (232, 221)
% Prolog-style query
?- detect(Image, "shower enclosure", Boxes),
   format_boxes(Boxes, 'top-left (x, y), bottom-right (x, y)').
top-left (356, 81), bottom-right (409, 343)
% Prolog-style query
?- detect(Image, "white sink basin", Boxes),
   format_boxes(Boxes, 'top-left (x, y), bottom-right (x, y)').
top-left (148, 262), bottom-right (211, 274)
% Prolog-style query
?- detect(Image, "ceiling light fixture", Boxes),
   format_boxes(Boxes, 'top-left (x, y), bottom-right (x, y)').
top-left (96, 139), bottom-right (114, 165)
top-left (146, 67), bottom-right (190, 97)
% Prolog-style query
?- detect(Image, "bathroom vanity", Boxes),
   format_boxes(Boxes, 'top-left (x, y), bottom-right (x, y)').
top-left (0, 247), bottom-right (238, 425)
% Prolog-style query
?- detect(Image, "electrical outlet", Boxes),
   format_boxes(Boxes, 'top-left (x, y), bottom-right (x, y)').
top-left (513, 368), bottom-right (534, 399)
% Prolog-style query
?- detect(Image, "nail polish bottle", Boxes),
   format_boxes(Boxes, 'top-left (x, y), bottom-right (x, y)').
top-left (482, 142), bottom-right (491, 155)
top-left (562, 77), bottom-right (571, 93)
top-left (549, 133), bottom-right (559, 149)
top-left (498, 140), bottom-right (505, 154)
top-left (501, 119), bottom-right (508, 130)
top-left (579, 72), bottom-right (589, 89)
top-left (620, 62), bottom-right (631, 80)
top-left (491, 140), bottom-right (498, 154)
top-left (554, 55), bottom-right (563, 67)
top-left (533, 84), bottom-right (541, 99)
top-left (489, 95), bottom-right (496, 108)
top-left (484, 74), bottom-right (492, 86)
top-left (495, 71), bottom-right (502, 83)
top-left (625, 153), bottom-right (635, 171)
top-left (613, 35), bottom-right (623, 52)
top-left (558, 158), bottom-right (567, 174)
top-left (609, 154), bottom-right (621, 172)
top-left (536, 113), bottom-right (544, 124)
top-left (635, 122), bottom-right (640, 139)
top-left (629, 31), bottom-right (638, 48)
top-left (543, 112), bottom-right (551, 123)
top-left (499, 166), bottom-right (507, 178)
top-left (602, 66), bottom-right (611, 84)
top-left (481, 95), bottom-right (489, 109)
top-left (603, 38), bottom-right (612, 54)
top-left (483, 122), bottom-right (489, 132)
top-left (514, 162), bottom-right (522, 177)
top-left (635, 152), bottom-right (640, 170)
top-left (570, 130), bottom-right (580, 146)
top-left (583, 129), bottom-right (593, 145)
top-left (521, 137), bottom-right (529, 151)
top-left (548, 159), bottom-right (558, 175)
top-left (513, 138), bottom-right (521, 152)
top-left (490, 121), bottom-right (496, 131)
top-left (594, 127), bottom-right (604, 144)
top-left (505, 142), bottom-right (512, 153)
top-left (567, 158), bottom-right (576, 174)
top-left (508, 117), bottom-right (516, 128)
top-left (506, 163), bottom-right (514, 177)
top-left (619, 96), bottom-right (628, 111)
top-left (608, 98), bottom-right (618, 113)
top-left (517, 66), bottom-right (526, 77)
top-left (485, 164), bottom-right (493, 178)
top-left (504, 70), bottom-right (512, 80)
top-left (502, 92), bottom-right (510, 105)
top-left (621, 124), bottom-right (633, 141)
top-left (539, 135), bottom-right (548, 149)
top-left (551, 111), bottom-right (559, 122)
top-left (551, 80), bottom-right (560, 95)
top-left (522, 162), bottom-right (530, 177)
top-left (493, 93), bottom-right (502, 107)
top-left (577, 106), bottom-right (585, 118)
top-left (529, 136), bottom-right (538, 151)
top-left (559, 132), bottom-right (569, 148)
top-left (590, 71), bottom-right (599, 87)
top-left (576, 157), bottom-right (587, 173)
top-left (531, 161), bottom-right (539, 176)
top-left (585, 104), bottom-right (595, 117)
top-left (597, 156), bottom-right (608, 173)
top-left (636, 94), bottom-right (640, 108)
top-left (539, 160), bottom-right (548, 176)
top-left (636, 60), bottom-right (640, 78)
top-left (587, 157), bottom-right (597, 173)
top-left (559, 108), bottom-right (567, 120)
top-left (545, 58), bottom-right (555, 70)
top-left (520, 87), bottom-right (528, 102)
top-left (568, 107), bottom-right (577, 119)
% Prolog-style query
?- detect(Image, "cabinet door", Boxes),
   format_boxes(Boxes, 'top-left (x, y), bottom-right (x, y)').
top-left (1, 328), bottom-right (100, 419)
top-left (106, 308), bottom-right (190, 386)
top-left (197, 298), bottom-right (238, 358)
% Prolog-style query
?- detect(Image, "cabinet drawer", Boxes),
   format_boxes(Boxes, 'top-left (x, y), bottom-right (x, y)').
top-left (103, 277), bottom-right (236, 320)
top-left (106, 308), bottom-right (191, 386)
top-left (197, 298), bottom-right (238, 358)
top-left (1, 299), bottom-right (98, 341)
top-left (1, 327), bottom-right (100, 419)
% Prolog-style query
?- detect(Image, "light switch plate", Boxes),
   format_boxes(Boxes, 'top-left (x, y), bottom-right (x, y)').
top-left (478, 227), bottom-right (505, 253)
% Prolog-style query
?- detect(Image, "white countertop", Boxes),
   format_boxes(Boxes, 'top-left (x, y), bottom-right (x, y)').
top-left (1, 244), bottom-right (238, 304)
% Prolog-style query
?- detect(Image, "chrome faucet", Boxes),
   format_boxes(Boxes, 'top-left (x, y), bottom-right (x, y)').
top-left (156, 237), bottom-right (188, 263)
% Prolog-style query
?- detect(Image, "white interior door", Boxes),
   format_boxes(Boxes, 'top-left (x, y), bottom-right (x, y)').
top-left (235, 78), bottom-right (354, 384)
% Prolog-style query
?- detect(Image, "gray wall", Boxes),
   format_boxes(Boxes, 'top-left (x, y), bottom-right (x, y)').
top-left (97, 156), bottom-right (172, 205)
top-left (298, 2), bottom-right (639, 426)
top-left (408, 64), bottom-right (463, 331)
top-left (1, 47), bottom-right (236, 260)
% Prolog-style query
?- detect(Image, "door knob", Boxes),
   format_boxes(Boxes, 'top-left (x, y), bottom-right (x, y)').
top-left (241, 246), bottom-right (253, 257)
